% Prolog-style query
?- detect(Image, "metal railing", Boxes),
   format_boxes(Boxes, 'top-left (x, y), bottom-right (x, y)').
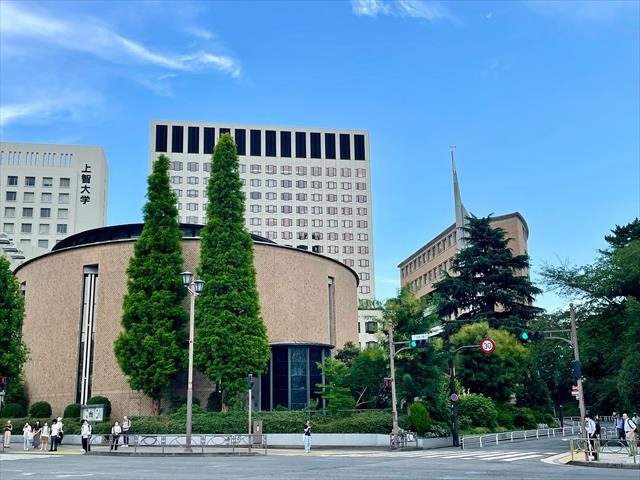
top-left (390, 430), bottom-right (418, 450)
top-left (88, 433), bottom-right (268, 455)
top-left (569, 438), bottom-right (638, 464)
top-left (461, 426), bottom-right (580, 449)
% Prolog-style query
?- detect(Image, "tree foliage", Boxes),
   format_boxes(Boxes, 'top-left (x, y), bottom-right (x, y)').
top-left (114, 154), bottom-right (188, 414)
top-left (0, 257), bottom-right (28, 387)
top-left (541, 218), bottom-right (640, 413)
top-left (334, 341), bottom-right (360, 368)
top-left (347, 348), bottom-right (389, 409)
top-left (435, 215), bottom-right (543, 331)
top-left (195, 133), bottom-right (270, 406)
top-left (316, 357), bottom-right (356, 412)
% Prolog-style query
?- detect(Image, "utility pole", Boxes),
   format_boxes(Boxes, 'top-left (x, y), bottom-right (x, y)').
top-left (449, 356), bottom-right (459, 447)
top-left (388, 320), bottom-right (399, 437)
top-left (570, 304), bottom-right (587, 441)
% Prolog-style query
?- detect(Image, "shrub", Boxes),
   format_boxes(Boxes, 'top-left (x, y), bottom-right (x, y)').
top-left (29, 401), bottom-right (52, 418)
top-left (63, 403), bottom-right (81, 419)
top-left (86, 396), bottom-right (111, 420)
top-left (495, 404), bottom-right (516, 430)
top-left (1, 403), bottom-right (26, 417)
top-left (168, 396), bottom-right (201, 414)
top-left (458, 394), bottom-right (498, 429)
top-left (409, 402), bottom-right (432, 436)
top-left (206, 391), bottom-right (222, 412)
top-left (512, 407), bottom-right (538, 429)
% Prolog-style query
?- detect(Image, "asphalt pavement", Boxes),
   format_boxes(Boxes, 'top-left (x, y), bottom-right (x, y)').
top-left (1, 437), bottom-right (637, 479)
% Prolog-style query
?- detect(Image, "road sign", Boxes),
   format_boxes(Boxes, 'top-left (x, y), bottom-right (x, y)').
top-left (450, 393), bottom-right (459, 402)
top-left (480, 338), bottom-right (495, 353)
top-left (411, 333), bottom-right (429, 341)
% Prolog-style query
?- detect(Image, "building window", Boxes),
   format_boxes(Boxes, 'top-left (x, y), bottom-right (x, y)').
top-left (39, 223), bottom-right (49, 234)
top-left (360, 285), bottom-right (371, 294)
top-left (7, 176), bottom-right (18, 186)
top-left (297, 219), bottom-right (308, 227)
top-left (186, 177), bottom-right (198, 185)
top-left (250, 164), bottom-right (262, 174)
top-left (266, 205), bottom-right (276, 213)
top-left (266, 192), bottom-right (276, 200)
top-left (250, 129), bottom-right (261, 156)
top-left (5, 191), bottom-right (17, 201)
top-left (57, 224), bottom-right (68, 234)
top-left (327, 232), bottom-right (338, 241)
top-left (76, 266), bottom-right (98, 404)
top-left (328, 245), bottom-right (338, 254)
top-left (187, 203), bottom-right (198, 211)
top-left (265, 130), bottom-right (276, 157)
top-left (282, 218), bottom-right (292, 227)
top-left (24, 176), bottom-right (36, 186)
top-left (155, 124), bottom-right (168, 152)
top-left (60, 177), bottom-right (71, 188)
top-left (360, 272), bottom-right (370, 280)
top-left (281, 165), bottom-right (292, 175)
top-left (295, 132), bottom-right (306, 158)
top-left (22, 208), bottom-right (33, 218)
top-left (310, 132), bottom-right (321, 158)
top-left (57, 209), bottom-right (68, 219)
top-left (356, 195), bottom-right (367, 203)
top-left (341, 182), bottom-right (352, 190)
top-left (281, 179), bottom-right (292, 188)
top-left (356, 168), bottom-right (366, 178)
top-left (250, 218), bottom-right (261, 226)
top-left (326, 167), bottom-right (336, 177)
top-left (327, 207), bottom-right (337, 215)
top-left (24, 192), bottom-right (35, 203)
top-left (21, 223), bottom-right (32, 233)
top-left (186, 162), bottom-right (197, 172)
top-left (220, 128), bottom-right (231, 136)
top-left (341, 168), bottom-right (351, 177)
top-left (39, 192), bottom-right (52, 203)
top-left (172, 125), bottom-right (184, 153)
top-left (280, 131), bottom-right (292, 157)
top-left (171, 161), bottom-right (183, 171)
top-left (250, 192), bottom-right (262, 200)
top-left (357, 233), bottom-right (368, 241)
top-left (354, 134), bottom-right (366, 160)
top-left (339, 134), bottom-right (351, 160)
top-left (38, 239), bottom-right (49, 248)
top-left (235, 129), bottom-right (246, 156)
top-left (200, 127), bottom-right (214, 154)
top-left (171, 176), bottom-right (182, 184)
top-left (4, 207), bottom-right (15, 218)
top-left (281, 193), bottom-right (292, 201)
top-left (281, 205), bottom-right (292, 213)
top-left (296, 193), bottom-right (307, 201)
top-left (343, 246), bottom-right (354, 254)
top-left (266, 218), bottom-right (277, 226)
top-left (281, 231), bottom-right (293, 240)
top-left (188, 126), bottom-right (199, 154)
top-left (359, 259), bottom-right (370, 267)
top-left (343, 233), bottom-right (353, 241)
top-left (3, 223), bottom-right (14, 233)
top-left (325, 133), bottom-right (336, 159)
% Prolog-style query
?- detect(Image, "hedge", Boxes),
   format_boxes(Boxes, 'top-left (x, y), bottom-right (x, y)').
top-left (29, 401), bottom-right (52, 418)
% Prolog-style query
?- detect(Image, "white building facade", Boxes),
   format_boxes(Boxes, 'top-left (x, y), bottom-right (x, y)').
top-left (0, 143), bottom-right (108, 266)
top-left (150, 121), bottom-right (375, 299)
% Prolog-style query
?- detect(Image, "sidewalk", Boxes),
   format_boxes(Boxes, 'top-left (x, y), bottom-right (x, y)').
top-left (566, 451), bottom-right (640, 470)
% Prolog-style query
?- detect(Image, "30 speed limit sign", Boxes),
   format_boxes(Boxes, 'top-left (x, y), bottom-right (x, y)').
top-left (480, 338), bottom-right (495, 353)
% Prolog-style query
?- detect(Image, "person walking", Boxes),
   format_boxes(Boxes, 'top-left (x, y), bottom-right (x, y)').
top-left (56, 417), bottom-right (64, 445)
top-left (3, 420), bottom-right (12, 448)
top-left (303, 420), bottom-right (312, 453)
top-left (585, 414), bottom-right (597, 461)
top-left (110, 421), bottom-right (122, 451)
top-left (623, 413), bottom-right (637, 452)
top-left (122, 416), bottom-right (131, 447)
top-left (31, 421), bottom-right (41, 450)
top-left (22, 422), bottom-right (32, 451)
top-left (40, 422), bottom-right (50, 452)
top-left (49, 419), bottom-right (59, 452)
top-left (616, 413), bottom-right (625, 440)
top-left (80, 420), bottom-right (92, 454)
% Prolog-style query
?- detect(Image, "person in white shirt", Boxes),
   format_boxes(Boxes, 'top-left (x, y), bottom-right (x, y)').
top-left (122, 416), bottom-right (131, 447)
top-left (49, 419), bottom-right (60, 452)
top-left (80, 420), bottom-right (92, 453)
top-left (40, 423), bottom-right (50, 451)
top-left (110, 421), bottom-right (122, 451)
top-left (22, 423), bottom-right (32, 451)
top-left (585, 414), bottom-right (598, 460)
top-left (623, 413), bottom-right (637, 447)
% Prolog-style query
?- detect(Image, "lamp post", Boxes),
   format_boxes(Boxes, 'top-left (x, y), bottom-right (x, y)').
top-left (181, 271), bottom-right (205, 453)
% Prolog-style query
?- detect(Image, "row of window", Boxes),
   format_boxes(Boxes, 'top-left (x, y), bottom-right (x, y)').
top-left (3, 207), bottom-right (69, 219)
top-left (8, 238), bottom-right (51, 249)
top-left (6, 175), bottom-right (71, 188)
top-left (246, 192), bottom-right (368, 203)
top-left (1, 151), bottom-right (74, 167)
top-left (5, 191), bottom-right (71, 204)
top-left (171, 163), bottom-right (368, 178)
top-left (408, 258), bottom-right (455, 292)
top-left (3, 222), bottom-right (68, 235)
top-left (156, 125), bottom-right (367, 161)
top-left (400, 231), bottom-right (457, 277)
top-left (248, 217), bottom-right (368, 228)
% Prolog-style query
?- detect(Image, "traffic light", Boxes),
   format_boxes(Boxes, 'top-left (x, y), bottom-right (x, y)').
top-left (0, 377), bottom-right (6, 392)
top-left (518, 331), bottom-right (544, 343)
top-left (410, 339), bottom-right (429, 349)
top-left (519, 331), bottom-right (530, 343)
top-left (571, 360), bottom-right (582, 385)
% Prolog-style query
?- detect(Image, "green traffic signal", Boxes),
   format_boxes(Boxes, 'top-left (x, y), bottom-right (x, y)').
top-left (520, 332), bottom-right (529, 341)
top-left (410, 340), bottom-right (417, 348)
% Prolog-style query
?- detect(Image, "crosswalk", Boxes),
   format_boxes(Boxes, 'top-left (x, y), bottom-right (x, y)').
top-left (283, 449), bottom-right (549, 463)
top-left (0, 453), bottom-right (61, 461)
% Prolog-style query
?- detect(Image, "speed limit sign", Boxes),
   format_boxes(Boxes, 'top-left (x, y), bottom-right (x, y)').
top-left (480, 338), bottom-right (495, 353)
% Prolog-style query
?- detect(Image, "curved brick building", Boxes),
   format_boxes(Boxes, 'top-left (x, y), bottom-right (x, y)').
top-left (15, 224), bottom-right (358, 418)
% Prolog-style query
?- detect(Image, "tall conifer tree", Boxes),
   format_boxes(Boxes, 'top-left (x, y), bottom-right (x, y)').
top-left (114, 154), bottom-right (188, 414)
top-left (195, 134), bottom-right (270, 406)
top-left (0, 257), bottom-right (28, 387)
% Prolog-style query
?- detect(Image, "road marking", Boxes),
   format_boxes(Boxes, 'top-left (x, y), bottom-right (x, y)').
top-left (501, 454), bottom-right (544, 462)
top-left (478, 452), bottom-right (539, 460)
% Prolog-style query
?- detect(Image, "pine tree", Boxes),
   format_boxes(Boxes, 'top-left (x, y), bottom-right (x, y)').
top-left (195, 133), bottom-right (270, 406)
top-left (436, 215), bottom-right (543, 330)
top-left (114, 154), bottom-right (188, 415)
top-left (0, 257), bottom-right (28, 385)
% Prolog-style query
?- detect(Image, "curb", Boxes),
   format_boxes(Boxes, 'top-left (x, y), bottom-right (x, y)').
top-left (568, 460), bottom-right (639, 470)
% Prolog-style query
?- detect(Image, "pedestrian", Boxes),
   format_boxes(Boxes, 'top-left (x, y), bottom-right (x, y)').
top-left (80, 420), bottom-right (92, 454)
top-left (40, 422), bottom-right (50, 452)
top-left (122, 416), bottom-right (131, 447)
top-left (110, 421), bottom-right (121, 451)
top-left (22, 422), bottom-right (32, 451)
top-left (303, 420), bottom-right (311, 453)
top-left (616, 413), bottom-right (625, 440)
top-left (49, 419), bottom-right (59, 452)
top-left (31, 421), bottom-right (41, 449)
top-left (623, 413), bottom-right (637, 450)
top-left (585, 414), bottom-right (597, 461)
top-left (56, 417), bottom-right (64, 445)
top-left (3, 420), bottom-right (12, 448)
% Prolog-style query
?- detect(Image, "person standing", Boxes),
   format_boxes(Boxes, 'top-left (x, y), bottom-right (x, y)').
top-left (40, 422), bottom-right (50, 452)
top-left (22, 422), bottom-right (32, 451)
top-left (80, 420), bottom-right (92, 454)
top-left (110, 421), bottom-right (122, 451)
top-left (616, 413), bottom-right (625, 440)
top-left (56, 417), bottom-right (64, 445)
top-left (49, 419), bottom-right (59, 452)
top-left (303, 420), bottom-right (311, 453)
top-left (122, 416), bottom-right (131, 447)
top-left (585, 414), bottom-right (597, 460)
top-left (31, 421), bottom-right (41, 449)
top-left (3, 420), bottom-right (12, 448)
top-left (623, 413), bottom-right (637, 450)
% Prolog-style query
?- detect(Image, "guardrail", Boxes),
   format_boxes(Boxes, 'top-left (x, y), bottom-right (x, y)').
top-left (390, 431), bottom-right (418, 450)
top-left (461, 426), bottom-right (580, 449)
top-left (88, 433), bottom-right (267, 455)
top-left (570, 437), bottom-right (638, 464)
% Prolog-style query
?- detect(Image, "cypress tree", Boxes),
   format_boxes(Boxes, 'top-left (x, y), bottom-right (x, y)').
top-left (435, 215), bottom-right (543, 331)
top-left (0, 257), bottom-right (28, 386)
top-left (195, 133), bottom-right (270, 407)
top-left (114, 154), bottom-right (188, 414)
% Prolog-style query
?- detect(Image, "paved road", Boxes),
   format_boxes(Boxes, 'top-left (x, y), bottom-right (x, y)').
top-left (1, 437), bottom-right (637, 479)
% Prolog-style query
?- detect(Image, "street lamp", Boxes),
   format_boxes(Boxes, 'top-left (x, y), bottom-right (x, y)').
top-left (181, 271), bottom-right (204, 453)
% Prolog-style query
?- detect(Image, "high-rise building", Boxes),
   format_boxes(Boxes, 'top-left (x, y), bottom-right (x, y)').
top-left (150, 121), bottom-right (375, 299)
top-left (0, 142), bottom-right (109, 267)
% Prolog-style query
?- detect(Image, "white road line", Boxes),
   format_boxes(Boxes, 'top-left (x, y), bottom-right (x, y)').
top-left (478, 452), bottom-right (539, 460)
top-left (436, 451), bottom-right (519, 459)
top-left (501, 454), bottom-right (544, 462)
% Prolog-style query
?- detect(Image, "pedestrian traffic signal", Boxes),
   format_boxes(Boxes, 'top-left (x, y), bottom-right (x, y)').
top-left (410, 339), bottom-right (429, 349)
top-left (0, 377), bottom-right (6, 392)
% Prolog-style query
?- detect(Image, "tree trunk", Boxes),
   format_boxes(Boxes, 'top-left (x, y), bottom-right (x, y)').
top-left (152, 398), bottom-right (161, 416)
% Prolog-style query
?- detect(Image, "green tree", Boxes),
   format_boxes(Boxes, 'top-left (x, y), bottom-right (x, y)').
top-left (316, 357), bottom-right (355, 413)
top-left (335, 341), bottom-right (360, 368)
top-left (542, 218), bottom-right (640, 413)
top-left (435, 215), bottom-right (543, 331)
top-left (195, 133), bottom-right (270, 407)
top-left (0, 257), bottom-right (28, 397)
top-left (450, 322), bottom-right (529, 401)
top-left (114, 154), bottom-right (188, 415)
top-left (348, 347), bottom-right (389, 409)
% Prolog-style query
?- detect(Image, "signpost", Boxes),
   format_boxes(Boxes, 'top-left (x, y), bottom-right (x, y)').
top-left (411, 333), bottom-right (430, 341)
top-left (480, 338), bottom-right (495, 353)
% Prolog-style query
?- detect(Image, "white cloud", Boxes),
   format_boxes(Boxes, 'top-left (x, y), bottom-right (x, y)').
top-left (0, 93), bottom-right (101, 128)
top-left (0, 2), bottom-right (241, 77)
top-left (185, 26), bottom-right (214, 40)
top-left (351, 0), bottom-right (460, 24)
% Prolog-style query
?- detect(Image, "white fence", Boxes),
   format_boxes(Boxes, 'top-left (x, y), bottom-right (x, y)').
top-left (461, 425), bottom-right (580, 449)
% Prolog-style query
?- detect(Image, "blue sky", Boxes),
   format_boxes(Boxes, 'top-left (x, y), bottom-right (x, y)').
top-left (1, 1), bottom-right (638, 310)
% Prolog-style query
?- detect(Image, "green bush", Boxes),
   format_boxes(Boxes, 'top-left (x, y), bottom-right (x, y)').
top-left (86, 396), bottom-right (111, 420)
top-left (168, 396), bottom-right (201, 414)
top-left (458, 394), bottom-right (498, 429)
top-left (63, 403), bottom-right (81, 419)
top-left (512, 407), bottom-right (538, 429)
top-left (29, 401), bottom-right (52, 418)
top-left (1, 403), bottom-right (26, 417)
top-left (206, 391), bottom-right (222, 412)
top-left (495, 404), bottom-right (516, 430)
top-left (409, 402), bottom-right (432, 436)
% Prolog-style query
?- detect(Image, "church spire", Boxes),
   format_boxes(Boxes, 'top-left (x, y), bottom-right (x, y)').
top-left (451, 145), bottom-right (468, 249)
